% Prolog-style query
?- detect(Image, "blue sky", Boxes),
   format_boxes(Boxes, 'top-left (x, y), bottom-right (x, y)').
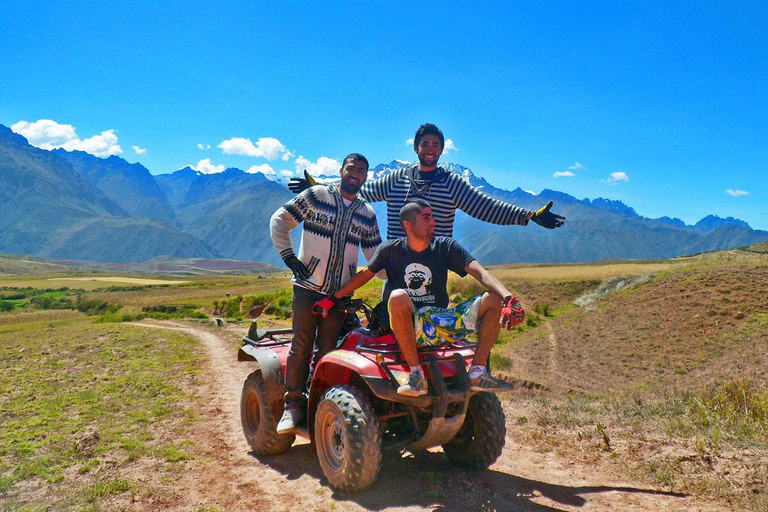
top-left (3, 1), bottom-right (768, 229)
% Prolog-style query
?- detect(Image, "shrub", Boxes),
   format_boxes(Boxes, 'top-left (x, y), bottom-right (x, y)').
top-left (30, 295), bottom-right (73, 310)
top-left (525, 313), bottom-right (540, 327)
top-left (683, 380), bottom-right (768, 440)
top-left (75, 296), bottom-right (122, 316)
top-left (141, 304), bottom-right (208, 320)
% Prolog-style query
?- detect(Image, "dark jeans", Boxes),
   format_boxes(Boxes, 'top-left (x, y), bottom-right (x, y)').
top-left (284, 286), bottom-right (345, 409)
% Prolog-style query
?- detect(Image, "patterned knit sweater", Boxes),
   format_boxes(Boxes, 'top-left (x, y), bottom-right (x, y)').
top-left (270, 184), bottom-right (381, 295)
top-left (360, 165), bottom-right (533, 239)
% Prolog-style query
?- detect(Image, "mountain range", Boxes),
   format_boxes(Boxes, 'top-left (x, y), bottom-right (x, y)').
top-left (2, 123), bottom-right (767, 265)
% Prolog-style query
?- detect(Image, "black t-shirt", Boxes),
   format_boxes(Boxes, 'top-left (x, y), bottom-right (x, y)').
top-left (367, 237), bottom-right (475, 308)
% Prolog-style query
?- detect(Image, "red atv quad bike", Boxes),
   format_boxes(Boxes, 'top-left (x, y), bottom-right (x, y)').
top-left (238, 299), bottom-right (507, 492)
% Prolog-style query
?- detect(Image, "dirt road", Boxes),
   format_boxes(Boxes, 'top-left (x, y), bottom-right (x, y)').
top-left (127, 320), bottom-right (719, 512)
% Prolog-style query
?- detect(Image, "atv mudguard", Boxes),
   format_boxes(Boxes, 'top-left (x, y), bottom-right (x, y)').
top-left (238, 345), bottom-right (285, 422)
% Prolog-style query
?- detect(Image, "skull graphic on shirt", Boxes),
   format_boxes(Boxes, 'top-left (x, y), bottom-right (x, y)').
top-left (404, 263), bottom-right (432, 297)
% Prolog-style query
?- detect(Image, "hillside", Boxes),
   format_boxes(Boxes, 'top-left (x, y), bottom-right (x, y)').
top-left (501, 249), bottom-right (768, 395)
top-left (0, 125), bottom-right (217, 262)
top-left (3, 124), bottom-right (768, 265)
top-left (53, 149), bottom-right (178, 227)
top-left (0, 253), bottom-right (281, 275)
top-left (157, 167), bottom-right (295, 262)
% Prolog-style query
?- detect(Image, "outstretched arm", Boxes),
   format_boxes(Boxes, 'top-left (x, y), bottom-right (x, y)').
top-left (288, 168), bottom-right (399, 203)
top-left (464, 260), bottom-right (512, 299)
top-left (332, 268), bottom-right (376, 300)
top-left (453, 176), bottom-right (532, 225)
top-left (453, 177), bottom-right (565, 229)
top-left (287, 169), bottom-right (319, 194)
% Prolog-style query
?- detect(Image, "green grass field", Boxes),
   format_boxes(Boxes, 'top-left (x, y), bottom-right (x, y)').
top-left (0, 314), bottom-right (203, 510)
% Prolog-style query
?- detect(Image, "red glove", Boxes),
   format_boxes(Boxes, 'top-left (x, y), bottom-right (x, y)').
top-left (312, 295), bottom-right (339, 318)
top-left (500, 296), bottom-right (525, 329)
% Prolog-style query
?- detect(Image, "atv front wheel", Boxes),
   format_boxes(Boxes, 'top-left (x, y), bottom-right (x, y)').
top-left (241, 370), bottom-right (295, 455)
top-left (442, 392), bottom-right (506, 470)
top-left (314, 385), bottom-right (382, 491)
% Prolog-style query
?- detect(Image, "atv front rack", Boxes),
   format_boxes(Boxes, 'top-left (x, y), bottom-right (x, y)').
top-left (361, 352), bottom-right (473, 450)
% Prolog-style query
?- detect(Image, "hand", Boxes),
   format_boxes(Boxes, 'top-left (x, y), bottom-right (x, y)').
top-left (500, 295), bottom-right (525, 330)
top-left (282, 255), bottom-right (311, 281)
top-left (531, 201), bottom-right (565, 229)
top-left (312, 295), bottom-right (340, 318)
top-left (287, 169), bottom-right (317, 194)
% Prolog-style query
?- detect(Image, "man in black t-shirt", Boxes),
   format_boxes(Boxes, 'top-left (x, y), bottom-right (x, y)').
top-left (314, 199), bottom-right (520, 396)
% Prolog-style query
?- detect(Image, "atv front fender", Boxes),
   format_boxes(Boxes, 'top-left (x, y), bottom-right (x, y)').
top-left (238, 345), bottom-right (285, 421)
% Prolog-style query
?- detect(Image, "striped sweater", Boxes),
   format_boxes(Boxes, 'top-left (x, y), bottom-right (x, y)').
top-left (360, 165), bottom-right (533, 239)
top-left (270, 184), bottom-right (381, 295)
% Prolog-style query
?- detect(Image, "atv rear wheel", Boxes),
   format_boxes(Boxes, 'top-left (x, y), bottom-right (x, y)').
top-left (314, 385), bottom-right (382, 492)
top-left (241, 370), bottom-right (295, 455)
top-left (442, 392), bottom-right (506, 470)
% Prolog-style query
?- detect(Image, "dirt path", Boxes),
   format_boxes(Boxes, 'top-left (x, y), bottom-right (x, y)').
top-left (129, 320), bottom-right (720, 512)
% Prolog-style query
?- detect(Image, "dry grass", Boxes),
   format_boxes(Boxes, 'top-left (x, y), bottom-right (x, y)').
top-left (497, 250), bottom-right (768, 510)
top-left (0, 309), bottom-right (84, 327)
top-left (486, 260), bottom-right (687, 282)
top-left (50, 277), bottom-right (191, 286)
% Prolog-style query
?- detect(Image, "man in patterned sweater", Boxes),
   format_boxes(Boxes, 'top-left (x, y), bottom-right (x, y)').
top-left (290, 123), bottom-right (565, 239)
top-left (270, 153), bottom-right (381, 433)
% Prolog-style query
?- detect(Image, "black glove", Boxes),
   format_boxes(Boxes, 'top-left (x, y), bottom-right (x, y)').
top-left (531, 201), bottom-right (565, 229)
top-left (287, 169), bottom-right (317, 194)
top-left (282, 255), bottom-right (311, 280)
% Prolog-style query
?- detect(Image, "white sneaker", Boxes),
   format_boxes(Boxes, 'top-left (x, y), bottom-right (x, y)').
top-left (469, 372), bottom-right (513, 393)
top-left (397, 372), bottom-right (428, 397)
top-left (276, 408), bottom-right (303, 434)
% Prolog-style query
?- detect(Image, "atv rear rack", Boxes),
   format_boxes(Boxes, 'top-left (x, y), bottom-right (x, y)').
top-left (243, 320), bottom-right (292, 347)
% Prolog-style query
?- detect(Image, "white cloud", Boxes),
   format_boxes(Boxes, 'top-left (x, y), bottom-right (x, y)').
top-left (132, 145), bottom-right (146, 155)
top-left (280, 170), bottom-right (294, 177)
top-left (245, 163), bottom-right (275, 176)
top-left (295, 156), bottom-right (341, 176)
top-left (726, 189), bottom-right (749, 196)
top-left (553, 171), bottom-right (575, 178)
top-left (12, 119), bottom-right (76, 148)
top-left (606, 172), bottom-right (629, 184)
top-left (406, 138), bottom-right (414, 146)
top-left (11, 119), bottom-right (122, 157)
top-left (568, 162), bottom-right (586, 171)
top-left (218, 136), bottom-right (293, 161)
top-left (73, 130), bottom-right (122, 157)
top-left (197, 143), bottom-right (211, 150)
top-left (193, 158), bottom-right (226, 174)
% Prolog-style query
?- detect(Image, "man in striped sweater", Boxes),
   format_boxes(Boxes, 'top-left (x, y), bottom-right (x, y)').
top-left (289, 123), bottom-right (565, 239)
top-left (270, 153), bottom-right (381, 433)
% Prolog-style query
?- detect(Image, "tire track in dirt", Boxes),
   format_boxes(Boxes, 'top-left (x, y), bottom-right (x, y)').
top-left (546, 322), bottom-right (561, 379)
top-left (129, 320), bottom-right (721, 512)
